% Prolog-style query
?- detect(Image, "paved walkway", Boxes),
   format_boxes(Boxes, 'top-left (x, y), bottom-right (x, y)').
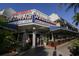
top-left (2, 40), bottom-right (74, 56)
top-left (17, 40), bottom-right (73, 56)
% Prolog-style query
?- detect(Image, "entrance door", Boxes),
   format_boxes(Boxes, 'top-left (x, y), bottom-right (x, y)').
top-left (36, 34), bottom-right (40, 46)
top-left (28, 34), bottom-right (32, 46)
top-left (28, 33), bottom-right (41, 47)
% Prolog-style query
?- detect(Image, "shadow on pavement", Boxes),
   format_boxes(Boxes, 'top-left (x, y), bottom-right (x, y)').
top-left (21, 47), bottom-right (48, 56)
top-left (59, 54), bottom-right (62, 56)
top-left (53, 50), bottom-right (57, 56)
top-left (52, 46), bottom-right (57, 56)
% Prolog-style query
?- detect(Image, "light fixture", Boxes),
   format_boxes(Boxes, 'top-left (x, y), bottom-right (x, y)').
top-left (33, 27), bottom-right (36, 30)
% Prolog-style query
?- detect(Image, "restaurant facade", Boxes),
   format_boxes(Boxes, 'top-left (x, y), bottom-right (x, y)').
top-left (0, 8), bottom-right (79, 48)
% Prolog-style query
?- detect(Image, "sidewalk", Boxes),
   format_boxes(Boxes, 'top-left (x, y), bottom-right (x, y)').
top-left (2, 39), bottom-right (75, 56)
top-left (45, 39), bottom-right (74, 49)
top-left (44, 39), bottom-right (75, 56)
top-left (56, 39), bottom-right (75, 56)
top-left (18, 40), bottom-right (74, 56)
top-left (57, 39), bottom-right (75, 48)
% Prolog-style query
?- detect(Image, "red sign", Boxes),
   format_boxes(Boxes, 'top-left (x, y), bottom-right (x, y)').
top-left (13, 10), bottom-right (32, 16)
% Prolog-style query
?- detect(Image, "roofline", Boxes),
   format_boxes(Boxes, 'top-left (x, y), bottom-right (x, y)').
top-left (49, 26), bottom-right (78, 33)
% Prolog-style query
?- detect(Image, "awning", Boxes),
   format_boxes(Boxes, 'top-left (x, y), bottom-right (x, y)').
top-left (0, 23), bottom-right (17, 31)
top-left (4, 23), bottom-right (17, 29)
top-left (49, 26), bottom-right (78, 33)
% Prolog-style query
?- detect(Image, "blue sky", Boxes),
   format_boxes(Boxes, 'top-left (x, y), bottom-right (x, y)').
top-left (0, 3), bottom-right (78, 28)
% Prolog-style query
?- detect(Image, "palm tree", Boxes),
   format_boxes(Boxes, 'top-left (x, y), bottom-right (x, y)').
top-left (73, 13), bottom-right (79, 26)
top-left (66, 3), bottom-right (79, 13)
top-left (64, 4), bottom-right (79, 56)
top-left (60, 3), bottom-right (79, 26)
top-left (66, 3), bottom-right (79, 26)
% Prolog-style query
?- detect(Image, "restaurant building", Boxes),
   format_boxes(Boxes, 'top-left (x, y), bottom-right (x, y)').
top-left (0, 8), bottom-right (79, 48)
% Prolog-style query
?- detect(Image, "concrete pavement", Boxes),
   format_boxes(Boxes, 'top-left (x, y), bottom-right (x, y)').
top-left (2, 40), bottom-right (74, 56)
top-left (17, 40), bottom-right (74, 56)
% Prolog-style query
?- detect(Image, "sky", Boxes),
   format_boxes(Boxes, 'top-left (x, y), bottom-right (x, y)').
top-left (0, 3), bottom-right (78, 28)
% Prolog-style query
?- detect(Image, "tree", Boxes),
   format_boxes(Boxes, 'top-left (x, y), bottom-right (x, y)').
top-left (0, 15), bottom-right (7, 25)
top-left (67, 4), bottom-right (79, 26)
top-left (58, 3), bottom-right (79, 12)
top-left (58, 3), bottom-right (79, 56)
top-left (66, 3), bottom-right (79, 13)
top-left (73, 13), bottom-right (79, 26)
top-left (0, 15), bottom-right (18, 55)
top-left (63, 3), bottom-right (79, 56)
top-left (66, 3), bottom-right (79, 26)
top-left (0, 29), bottom-right (15, 54)
top-left (69, 39), bottom-right (79, 56)
top-left (59, 3), bottom-right (79, 26)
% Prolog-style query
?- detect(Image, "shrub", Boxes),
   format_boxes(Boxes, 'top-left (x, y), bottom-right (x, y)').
top-left (70, 39), bottom-right (79, 56)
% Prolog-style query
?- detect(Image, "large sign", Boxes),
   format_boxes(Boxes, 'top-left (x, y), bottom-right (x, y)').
top-left (9, 9), bottom-right (56, 26)
top-left (13, 10), bottom-right (32, 15)
top-left (9, 12), bottom-right (32, 22)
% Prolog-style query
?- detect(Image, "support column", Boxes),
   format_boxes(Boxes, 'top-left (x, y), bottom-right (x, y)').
top-left (17, 32), bottom-right (19, 42)
top-left (39, 35), bottom-right (42, 46)
top-left (22, 30), bottom-right (27, 47)
top-left (40, 34), bottom-right (47, 47)
top-left (32, 31), bottom-right (36, 48)
top-left (52, 32), bottom-right (57, 51)
top-left (40, 34), bottom-right (44, 46)
top-left (52, 33), bottom-right (54, 42)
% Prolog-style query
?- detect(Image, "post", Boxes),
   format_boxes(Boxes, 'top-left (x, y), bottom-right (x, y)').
top-left (52, 33), bottom-right (54, 42)
top-left (52, 32), bottom-right (57, 56)
top-left (22, 30), bottom-right (27, 47)
top-left (40, 34), bottom-right (43, 46)
top-left (17, 32), bottom-right (19, 42)
top-left (32, 31), bottom-right (36, 48)
top-left (39, 35), bottom-right (42, 46)
top-left (32, 27), bottom-right (36, 48)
